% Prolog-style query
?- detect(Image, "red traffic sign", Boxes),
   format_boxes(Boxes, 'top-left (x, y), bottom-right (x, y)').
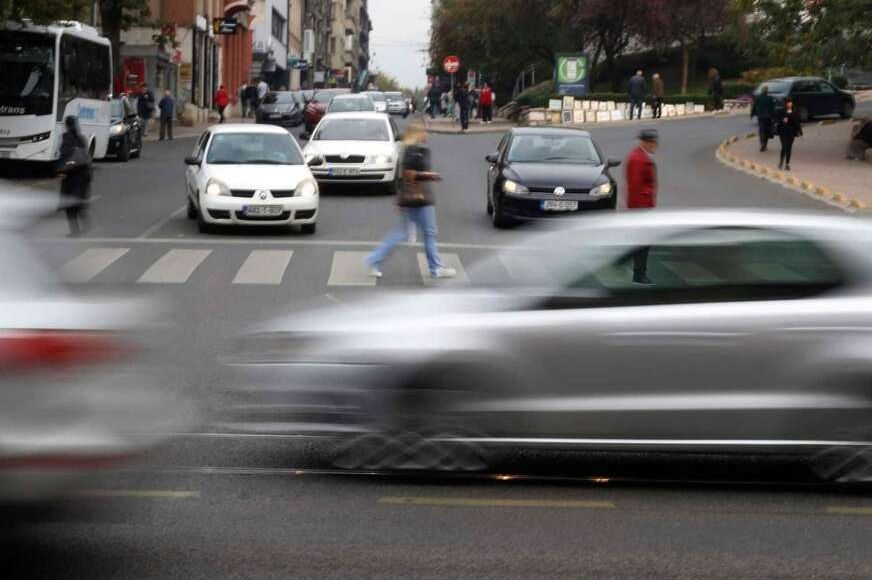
top-left (443, 56), bottom-right (460, 74)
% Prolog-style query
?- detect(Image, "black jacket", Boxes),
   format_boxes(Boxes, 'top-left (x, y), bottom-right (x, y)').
top-left (776, 110), bottom-right (803, 138)
top-left (137, 89), bottom-right (155, 117)
top-left (59, 131), bottom-right (91, 198)
top-left (454, 87), bottom-right (470, 111)
top-left (397, 145), bottom-right (435, 208)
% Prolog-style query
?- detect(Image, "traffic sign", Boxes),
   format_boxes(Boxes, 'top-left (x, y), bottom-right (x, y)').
top-left (443, 56), bottom-right (460, 74)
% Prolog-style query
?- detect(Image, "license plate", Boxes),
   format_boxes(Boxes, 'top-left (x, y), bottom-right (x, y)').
top-left (243, 205), bottom-right (283, 217)
top-left (269, 113), bottom-right (282, 119)
top-left (0, 151), bottom-right (11, 159)
top-left (329, 167), bottom-right (360, 177)
top-left (542, 200), bottom-right (578, 211)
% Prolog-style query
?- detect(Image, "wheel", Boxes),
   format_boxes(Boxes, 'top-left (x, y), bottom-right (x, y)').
top-left (197, 209), bottom-right (214, 234)
top-left (491, 196), bottom-right (512, 229)
top-left (131, 131), bottom-right (142, 158)
top-left (300, 222), bottom-right (317, 235)
top-left (386, 169), bottom-right (400, 195)
top-left (841, 102), bottom-right (855, 119)
top-left (186, 196), bottom-right (198, 220)
top-left (117, 136), bottom-right (130, 162)
top-left (799, 107), bottom-right (810, 123)
top-left (486, 191), bottom-right (493, 215)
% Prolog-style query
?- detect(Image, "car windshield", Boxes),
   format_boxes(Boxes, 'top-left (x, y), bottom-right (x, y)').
top-left (328, 97), bottom-right (375, 113)
top-left (206, 133), bottom-right (304, 165)
top-left (756, 80), bottom-right (791, 95)
top-left (367, 92), bottom-right (387, 102)
top-left (0, 31), bottom-right (55, 117)
top-left (314, 118), bottom-right (389, 141)
top-left (386, 93), bottom-right (403, 102)
top-left (263, 92), bottom-right (295, 105)
top-left (507, 134), bottom-right (602, 164)
top-left (312, 89), bottom-right (349, 103)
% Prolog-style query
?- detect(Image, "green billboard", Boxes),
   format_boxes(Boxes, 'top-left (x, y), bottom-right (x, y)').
top-left (555, 54), bottom-right (590, 97)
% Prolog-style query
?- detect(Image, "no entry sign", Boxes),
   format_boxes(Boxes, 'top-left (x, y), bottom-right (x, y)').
top-left (443, 56), bottom-right (460, 74)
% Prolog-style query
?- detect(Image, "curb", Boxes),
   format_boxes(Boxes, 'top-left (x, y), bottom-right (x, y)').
top-left (715, 133), bottom-right (870, 215)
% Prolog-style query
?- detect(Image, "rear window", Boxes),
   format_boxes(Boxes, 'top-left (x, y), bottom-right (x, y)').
top-left (314, 118), bottom-right (390, 141)
top-left (756, 80), bottom-right (791, 95)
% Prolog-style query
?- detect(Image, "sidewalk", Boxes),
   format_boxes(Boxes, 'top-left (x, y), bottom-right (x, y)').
top-left (718, 119), bottom-right (872, 213)
top-left (424, 116), bottom-right (514, 135)
top-left (142, 115), bottom-right (256, 141)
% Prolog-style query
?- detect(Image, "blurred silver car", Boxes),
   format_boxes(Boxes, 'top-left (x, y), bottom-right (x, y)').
top-left (230, 211), bottom-right (872, 479)
top-left (0, 198), bottom-right (180, 503)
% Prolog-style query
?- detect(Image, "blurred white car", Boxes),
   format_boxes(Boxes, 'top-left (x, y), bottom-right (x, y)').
top-left (302, 113), bottom-right (402, 194)
top-left (0, 199), bottom-right (180, 503)
top-left (184, 124), bottom-right (320, 234)
top-left (364, 91), bottom-right (389, 113)
top-left (326, 93), bottom-right (376, 114)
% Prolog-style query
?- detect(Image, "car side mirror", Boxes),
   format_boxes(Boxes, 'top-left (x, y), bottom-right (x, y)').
top-left (486, 153), bottom-right (499, 164)
top-left (607, 158), bottom-right (621, 168)
top-left (307, 155), bottom-right (324, 167)
top-left (299, 132), bottom-right (310, 141)
top-left (184, 156), bottom-right (201, 166)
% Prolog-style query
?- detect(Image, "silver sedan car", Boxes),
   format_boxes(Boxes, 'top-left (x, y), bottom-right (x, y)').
top-left (229, 211), bottom-right (872, 479)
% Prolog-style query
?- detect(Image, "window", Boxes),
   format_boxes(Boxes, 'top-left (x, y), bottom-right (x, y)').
top-left (271, 8), bottom-right (287, 44)
top-left (58, 35), bottom-right (110, 103)
top-left (192, 131), bottom-right (211, 159)
top-left (0, 31), bottom-right (55, 116)
top-left (819, 82), bottom-right (836, 94)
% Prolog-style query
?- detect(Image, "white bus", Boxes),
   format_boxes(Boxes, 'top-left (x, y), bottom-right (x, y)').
top-left (0, 20), bottom-right (113, 165)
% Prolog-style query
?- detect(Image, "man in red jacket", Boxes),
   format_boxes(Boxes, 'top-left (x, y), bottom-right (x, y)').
top-left (479, 82), bottom-right (494, 124)
top-left (215, 85), bottom-right (230, 124)
top-left (625, 129), bottom-right (659, 285)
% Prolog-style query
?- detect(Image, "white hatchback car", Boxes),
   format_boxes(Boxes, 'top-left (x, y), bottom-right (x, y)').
top-left (184, 124), bottom-right (320, 234)
top-left (302, 112), bottom-right (402, 193)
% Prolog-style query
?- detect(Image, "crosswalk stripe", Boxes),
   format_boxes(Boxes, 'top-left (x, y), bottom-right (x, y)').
top-left (232, 250), bottom-right (294, 285)
top-left (662, 261), bottom-right (722, 285)
top-left (59, 248), bottom-right (130, 283)
top-left (138, 249), bottom-right (212, 284)
top-left (418, 252), bottom-right (469, 285)
top-left (592, 264), bottom-right (631, 288)
top-left (744, 263), bottom-right (809, 283)
top-left (328, 251), bottom-right (377, 287)
top-left (499, 253), bottom-right (556, 285)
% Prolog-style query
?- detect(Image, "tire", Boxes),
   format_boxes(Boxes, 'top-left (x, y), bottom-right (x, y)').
top-left (301, 222), bottom-right (317, 235)
top-left (197, 210), bottom-right (214, 234)
top-left (486, 190), bottom-right (493, 215)
top-left (491, 196), bottom-right (512, 229)
top-left (186, 195), bottom-right (198, 220)
top-left (386, 171), bottom-right (400, 196)
top-left (799, 107), bottom-right (810, 123)
top-left (841, 102), bottom-right (855, 120)
top-left (131, 131), bottom-right (142, 158)
top-left (117, 136), bottom-right (130, 162)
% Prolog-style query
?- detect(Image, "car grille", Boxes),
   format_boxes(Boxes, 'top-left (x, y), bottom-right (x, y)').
top-left (231, 190), bottom-right (295, 199)
top-left (270, 190), bottom-right (295, 198)
top-left (324, 155), bottom-right (366, 164)
top-left (234, 211), bottom-right (292, 222)
top-left (231, 190), bottom-right (256, 198)
top-left (296, 209), bottom-right (316, 219)
top-left (208, 209), bottom-right (231, 219)
top-left (529, 186), bottom-right (591, 195)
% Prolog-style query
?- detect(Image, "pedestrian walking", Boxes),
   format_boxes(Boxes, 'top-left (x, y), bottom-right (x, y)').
top-left (427, 84), bottom-right (442, 119)
top-left (651, 73), bottom-right (664, 119)
top-left (709, 68), bottom-right (724, 111)
top-left (455, 82), bottom-right (471, 132)
top-left (57, 116), bottom-right (92, 237)
top-left (365, 123), bottom-right (457, 280)
top-left (136, 83), bottom-right (155, 136)
top-left (239, 83), bottom-right (249, 118)
top-left (776, 98), bottom-right (802, 171)
top-left (244, 82), bottom-right (259, 118)
top-left (847, 117), bottom-right (872, 160)
top-left (625, 129), bottom-right (659, 285)
top-left (751, 84), bottom-right (776, 152)
top-left (158, 89), bottom-right (175, 141)
top-left (215, 85), bottom-right (229, 124)
top-left (628, 70), bottom-right (646, 120)
top-left (256, 77), bottom-right (269, 107)
top-left (480, 82), bottom-right (494, 124)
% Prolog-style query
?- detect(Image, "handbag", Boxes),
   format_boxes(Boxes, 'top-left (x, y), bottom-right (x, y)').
top-left (398, 169), bottom-right (429, 207)
top-left (61, 146), bottom-right (91, 173)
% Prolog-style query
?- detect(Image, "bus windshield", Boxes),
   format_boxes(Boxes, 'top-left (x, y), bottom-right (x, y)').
top-left (0, 31), bottom-right (55, 117)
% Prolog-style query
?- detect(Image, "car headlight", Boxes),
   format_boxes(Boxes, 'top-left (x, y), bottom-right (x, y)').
top-left (370, 154), bottom-right (393, 165)
top-left (590, 182), bottom-right (613, 197)
top-left (296, 179), bottom-right (319, 197)
top-left (205, 179), bottom-right (231, 197)
top-left (503, 179), bottom-right (529, 195)
top-left (110, 124), bottom-right (125, 135)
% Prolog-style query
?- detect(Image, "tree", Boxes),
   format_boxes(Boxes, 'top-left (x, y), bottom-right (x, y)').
top-left (0, 0), bottom-right (88, 23)
top-left (373, 71), bottom-right (403, 93)
top-left (99, 0), bottom-right (151, 81)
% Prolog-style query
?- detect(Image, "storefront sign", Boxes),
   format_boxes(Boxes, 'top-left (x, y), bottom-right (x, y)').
top-left (212, 18), bottom-right (239, 35)
top-left (554, 53), bottom-right (589, 97)
top-left (179, 63), bottom-right (193, 82)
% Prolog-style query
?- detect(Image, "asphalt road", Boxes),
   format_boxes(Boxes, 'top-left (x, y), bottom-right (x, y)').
top-left (4, 108), bottom-right (872, 579)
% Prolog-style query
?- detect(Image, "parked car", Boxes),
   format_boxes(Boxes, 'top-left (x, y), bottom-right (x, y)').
top-left (256, 91), bottom-right (304, 128)
top-left (754, 77), bottom-right (856, 121)
top-left (364, 91), bottom-right (389, 113)
top-left (231, 210), bottom-right (872, 480)
top-left (106, 96), bottom-right (143, 162)
top-left (303, 88), bottom-right (352, 133)
top-left (385, 91), bottom-right (409, 117)
top-left (326, 94), bottom-right (376, 114)
top-left (486, 127), bottom-right (619, 228)
top-left (301, 112), bottom-right (402, 194)
top-left (184, 124), bottom-right (320, 234)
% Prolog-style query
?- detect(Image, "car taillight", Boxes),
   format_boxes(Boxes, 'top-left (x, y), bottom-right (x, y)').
top-left (0, 331), bottom-right (124, 373)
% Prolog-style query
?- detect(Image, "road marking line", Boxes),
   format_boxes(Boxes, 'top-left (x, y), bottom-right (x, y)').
top-left (59, 248), bottom-right (130, 283)
top-left (662, 261), bottom-right (723, 284)
top-left (417, 252), bottom-right (469, 285)
top-left (138, 249), bottom-right (211, 284)
top-left (826, 506), bottom-right (872, 516)
top-left (499, 253), bottom-right (555, 285)
top-left (328, 251), bottom-right (377, 287)
top-left (75, 490), bottom-right (200, 499)
top-left (233, 250), bottom-right (294, 285)
top-left (378, 496), bottom-right (615, 509)
top-left (36, 237), bottom-right (513, 251)
top-left (137, 205), bottom-right (187, 239)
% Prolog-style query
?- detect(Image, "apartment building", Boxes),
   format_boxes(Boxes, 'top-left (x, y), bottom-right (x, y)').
top-left (327, 0), bottom-right (370, 87)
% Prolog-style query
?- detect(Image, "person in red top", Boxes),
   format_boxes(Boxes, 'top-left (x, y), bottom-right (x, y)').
top-left (214, 85), bottom-right (230, 124)
top-left (625, 129), bottom-right (659, 285)
top-left (479, 82), bottom-right (494, 124)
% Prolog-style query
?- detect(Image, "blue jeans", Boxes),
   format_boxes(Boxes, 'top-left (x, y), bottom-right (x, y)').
top-left (367, 206), bottom-right (444, 275)
top-left (629, 98), bottom-right (643, 120)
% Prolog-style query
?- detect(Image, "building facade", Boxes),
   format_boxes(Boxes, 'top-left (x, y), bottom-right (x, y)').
top-left (326, 0), bottom-right (370, 87)
top-left (303, 0), bottom-right (333, 88)
top-left (287, 0), bottom-right (304, 89)
top-left (250, 0), bottom-right (289, 89)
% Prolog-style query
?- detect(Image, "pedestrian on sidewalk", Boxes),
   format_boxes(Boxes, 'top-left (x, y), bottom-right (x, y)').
top-left (847, 117), bottom-right (872, 160)
top-left (455, 82), bottom-right (471, 132)
top-left (776, 98), bottom-right (802, 171)
top-left (215, 85), bottom-right (229, 124)
top-left (256, 77), bottom-right (269, 108)
top-left (244, 81), bottom-right (259, 118)
top-left (625, 129), bottom-right (659, 285)
top-left (709, 68), bottom-right (724, 111)
top-left (651, 73), bottom-right (664, 119)
top-left (158, 90), bottom-right (175, 141)
top-left (480, 82), bottom-right (494, 124)
top-left (751, 84), bottom-right (776, 151)
top-left (239, 83), bottom-right (249, 118)
top-left (628, 70), bottom-right (646, 120)
top-left (427, 83), bottom-right (441, 119)
top-left (136, 83), bottom-right (155, 136)
top-left (440, 92), bottom-right (449, 117)
top-left (57, 116), bottom-right (92, 237)
top-left (365, 124), bottom-right (456, 280)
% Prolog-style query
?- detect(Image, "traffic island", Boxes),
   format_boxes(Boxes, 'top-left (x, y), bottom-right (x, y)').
top-left (716, 119), bottom-right (872, 214)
